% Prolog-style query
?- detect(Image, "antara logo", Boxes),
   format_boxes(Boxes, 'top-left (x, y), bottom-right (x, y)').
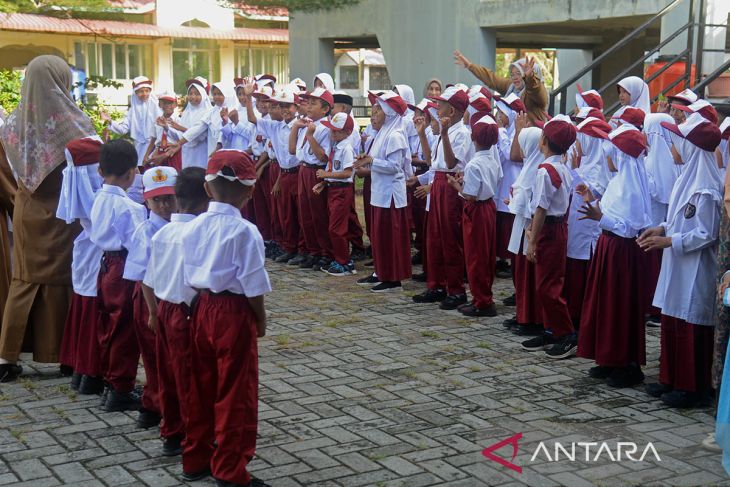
top-left (482, 433), bottom-right (661, 473)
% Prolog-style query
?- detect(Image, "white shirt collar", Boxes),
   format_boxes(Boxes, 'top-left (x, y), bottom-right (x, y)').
top-left (207, 201), bottom-right (243, 217)
top-left (101, 184), bottom-right (130, 197)
top-left (149, 211), bottom-right (169, 230)
top-left (542, 154), bottom-right (563, 166)
top-left (171, 213), bottom-right (196, 223)
top-left (448, 120), bottom-right (465, 136)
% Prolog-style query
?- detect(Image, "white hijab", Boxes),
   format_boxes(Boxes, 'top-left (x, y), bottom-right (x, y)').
top-left (314, 73), bottom-right (334, 92)
top-left (643, 113), bottom-right (681, 204)
top-left (369, 98), bottom-right (408, 163)
top-left (129, 83), bottom-right (159, 144)
top-left (181, 83), bottom-right (210, 129)
top-left (665, 114), bottom-right (723, 227)
top-left (600, 124), bottom-right (653, 232)
top-left (509, 127), bottom-right (542, 218)
top-left (496, 94), bottom-right (519, 139)
top-left (507, 58), bottom-right (544, 97)
top-left (211, 81), bottom-right (237, 110)
top-left (617, 76), bottom-right (651, 114)
top-left (394, 84), bottom-right (418, 138)
top-left (576, 117), bottom-right (612, 195)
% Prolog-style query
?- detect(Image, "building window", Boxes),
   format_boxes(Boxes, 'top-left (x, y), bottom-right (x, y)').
top-left (74, 42), bottom-right (149, 80)
top-left (368, 67), bottom-right (391, 91)
top-left (234, 46), bottom-right (289, 84)
top-left (172, 37), bottom-right (220, 95)
top-left (339, 66), bottom-right (358, 89)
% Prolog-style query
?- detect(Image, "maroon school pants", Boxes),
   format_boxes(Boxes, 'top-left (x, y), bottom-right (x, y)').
top-left (347, 199), bottom-right (365, 252)
top-left (496, 211), bottom-right (515, 261)
top-left (277, 168), bottom-right (301, 254)
top-left (362, 175), bottom-right (372, 239)
top-left (463, 199), bottom-right (497, 309)
top-left (372, 204), bottom-right (412, 282)
top-left (65, 294), bottom-right (101, 376)
top-left (534, 220), bottom-right (574, 338)
top-left (269, 162), bottom-right (283, 246)
top-left (327, 184), bottom-right (354, 265)
top-left (659, 316), bottom-right (714, 393)
top-left (156, 300), bottom-right (190, 440)
top-left (297, 165), bottom-right (331, 258)
top-left (514, 244), bottom-right (542, 326)
top-left (97, 253), bottom-right (139, 393)
top-left (411, 187), bottom-right (428, 254)
top-left (59, 293), bottom-right (82, 370)
top-left (132, 282), bottom-right (160, 414)
top-left (563, 257), bottom-right (589, 328)
top-left (426, 172), bottom-right (465, 295)
top-left (183, 292), bottom-right (258, 485)
top-left (252, 163), bottom-right (272, 241)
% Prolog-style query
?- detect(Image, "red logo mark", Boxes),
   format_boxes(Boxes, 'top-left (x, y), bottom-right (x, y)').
top-left (482, 433), bottom-right (523, 473)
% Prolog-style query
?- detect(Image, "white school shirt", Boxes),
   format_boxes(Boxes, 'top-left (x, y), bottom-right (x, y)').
top-left (461, 149), bottom-right (502, 201)
top-left (295, 119), bottom-right (331, 166)
top-left (154, 114), bottom-right (183, 149)
top-left (182, 201), bottom-right (272, 296)
top-left (256, 118), bottom-right (299, 170)
top-left (220, 119), bottom-right (256, 152)
top-left (532, 155), bottom-right (572, 217)
top-left (143, 213), bottom-right (197, 305)
top-left (89, 184), bottom-right (146, 252)
top-left (652, 192), bottom-right (720, 326)
top-left (123, 211), bottom-right (168, 281)
top-left (495, 128), bottom-right (522, 213)
top-left (346, 117), bottom-right (362, 152)
top-left (566, 168), bottom-right (600, 260)
top-left (110, 115), bottom-right (157, 167)
top-left (431, 120), bottom-right (473, 173)
top-left (370, 131), bottom-right (409, 209)
top-left (326, 139), bottom-right (355, 183)
top-left (72, 228), bottom-right (103, 297)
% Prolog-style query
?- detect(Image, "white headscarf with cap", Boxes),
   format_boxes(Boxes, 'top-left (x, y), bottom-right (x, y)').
top-left (508, 127), bottom-right (542, 218)
top-left (181, 83), bottom-right (210, 130)
top-left (575, 118), bottom-right (611, 195)
top-left (617, 76), bottom-right (651, 114)
top-left (643, 113), bottom-right (680, 205)
top-left (369, 93), bottom-right (409, 164)
top-left (129, 76), bottom-right (160, 144)
top-left (57, 135), bottom-right (103, 226)
top-left (665, 113), bottom-right (722, 228)
top-left (600, 124), bottom-right (653, 232)
top-left (496, 94), bottom-right (520, 139)
top-left (314, 73), bottom-right (334, 92)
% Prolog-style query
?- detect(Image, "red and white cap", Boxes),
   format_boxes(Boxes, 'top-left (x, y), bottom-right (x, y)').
top-left (432, 85), bottom-right (469, 112)
top-left (368, 90), bottom-right (407, 116)
top-left (577, 116), bottom-right (612, 138)
top-left (290, 77), bottom-right (307, 92)
top-left (470, 113), bottom-right (499, 147)
top-left (186, 76), bottom-right (209, 93)
top-left (142, 166), bottom-right (178, 199)
top-left (157, 89), bottom-right (177, 103)
top-left (256, 74), bottom-right (277, 88)
top-left (661, 112), bottom-right (722, 152)
top-left (721, 118), bottom-right (730, 140)
top-left (301, 87), bottom-right (334, 107)
top-left (594, 124), bottom-right (647, 158)
top-left (538, 114), bottom-right (577, 153)
top-left (253, 85), bottom-right (274, 101)
top-left (612, 106), bottom-right (645, 129)
top-left (468, 84), bottom-right (493, 100)
top-left (671, 99), bottom-right (719, 125)
top-left (64, 136), bottom-right (103, 167)
top-left (271, 85), bottom-right (297, 105)
top-left (205, 149), bottom-right (257, 186)
top-left (575, 84), bottom-right (603, 110)
top-left (574, 106), bottom-right (605, 122)
top-left (468, 92), bottom-right (492, 116)
top-left (495, 93), bottom-right (526, 115)
top-left (132, 76), bottom-right (152, 92)
top-left (667, 88), bottom-right (698, 105)
top-left (321, 112), bottom-right (355, 134)
top-left (409, 98), bottom-right (431, 113)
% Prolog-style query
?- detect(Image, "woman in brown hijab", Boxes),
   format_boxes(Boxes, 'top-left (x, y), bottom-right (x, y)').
top-left (0, 109), bottom-right (16, 334)
top-left (0, 55), bottom-right (95, 381)
top-left (453, 50), bottom-right (549, 124)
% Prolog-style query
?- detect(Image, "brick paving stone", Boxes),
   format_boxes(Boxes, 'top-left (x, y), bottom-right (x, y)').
top-left (0, 261), bottom-right (727, 486)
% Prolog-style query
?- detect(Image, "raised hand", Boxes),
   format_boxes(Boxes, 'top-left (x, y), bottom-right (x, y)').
top-left (229, 109), bottom-right (239, 125)
top-left (523, 56), bottom-right (536, 79)
top-left (453, 50), bottom-right (471, 69)
top-left (577, 200), bottom-right (602, 221)
top-left (515, 112), bottom-right (529, 132)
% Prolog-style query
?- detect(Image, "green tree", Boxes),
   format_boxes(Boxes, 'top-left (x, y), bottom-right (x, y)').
top-left (0, 0), bottom-right (110, 14)
top-left (219, 0), bottom-right (361, 14)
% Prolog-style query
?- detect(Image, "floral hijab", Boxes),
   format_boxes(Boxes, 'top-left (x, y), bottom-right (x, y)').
top-left (0, 55), bottom-right (94, 192)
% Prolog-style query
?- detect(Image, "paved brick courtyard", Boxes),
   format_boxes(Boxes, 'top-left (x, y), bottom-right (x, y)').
top-left (0, 259), bottom-right (727, 486)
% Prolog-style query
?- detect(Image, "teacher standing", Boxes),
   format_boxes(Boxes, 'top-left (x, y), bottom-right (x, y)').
top-left (0, 55), bottom-right (95, 382)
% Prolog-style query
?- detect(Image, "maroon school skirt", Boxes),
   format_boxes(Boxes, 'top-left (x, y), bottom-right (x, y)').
top-left (371, 204), bottom-right (412, 282)
top-left (495, 211), bottom-right (515, 261)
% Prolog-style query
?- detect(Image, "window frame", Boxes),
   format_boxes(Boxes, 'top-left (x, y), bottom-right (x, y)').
top-left (74, 41), bottom-right (148, 81)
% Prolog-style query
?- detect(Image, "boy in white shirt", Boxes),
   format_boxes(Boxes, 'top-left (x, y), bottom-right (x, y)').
top-left (89, 139), bottom-right (146, 412)
top-left (316, 112), bottom-right (358, 276)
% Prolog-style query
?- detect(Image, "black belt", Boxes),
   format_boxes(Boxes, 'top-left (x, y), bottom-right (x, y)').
top-left (198, 289), bottom-right (241, 297)
top-left (303, 162), bottom-right (325, 169)
top-left (328, 181), bottom-right (352, 188)
top-left (281, 166), bottom-right (299, 173)
top-left (471, 198), bottom-right (493, 204)
top-left (104, 249), bottom-right (128, 257)
top-left (544, 215), bottom-right (565, 224)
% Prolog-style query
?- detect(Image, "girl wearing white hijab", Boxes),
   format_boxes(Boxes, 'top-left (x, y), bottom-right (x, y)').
top-left (171, 80), bottom-right (211, 169)
top-left (617, 76), bottom-right (651, 114)
top-left (639, 112), bottom-right (722, 408)
top-left (506, 126), bottom-right (543, 331)
top-left (313, 73), bottom-right (335, 92)
top-left (354, 91), bottom-right (412, 293)
top-left (577, 123), bottom-right (653, 388)
top-left (393, 84), bottom-right (420, 154)
top-left (184, 81), bottom-right (236, 157)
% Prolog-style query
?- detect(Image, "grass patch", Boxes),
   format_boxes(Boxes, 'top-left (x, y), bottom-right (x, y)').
top-left (420, 331), bottom-right (439, 339)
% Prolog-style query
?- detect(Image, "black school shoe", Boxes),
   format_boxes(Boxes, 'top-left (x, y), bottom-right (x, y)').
top-left (300, 254), bottom-right (317, 269)
top-left (371, 281), bottom-right (402, 293)
top-left (60, 364), bottom-right (74, 377)
top-left (544, 334), bottom-right (578, 359)
top-left (588, 366), bottom-right (614, 379)
top-left (645, 382), bottom-right (673, 398)
top-left (440, 294), bottom-right (467, 310)
top-left (70, 373), bottom-right (82, 391)
top-left (287, 254), bottom-right (307, 266)
top-left (182, 467), bottom-right (211, 482)
top-left (503, 294), bottom-right (516, 306)
top-left (104, 389), bottom-right (141, 412)
top-left (0, 364), bottom-right (22, 383)
top-left (502, 316), bottom-right (518, 329)
top-left (412, 288), bottom-right (447, 303)
top-left (512, 323), bottom-right (544, 336)
top-left (162, 436), bottom-right (183, 457)
top-left (350, 248), bottom-right (368, 262)
top-left (78, 375), bottom-right (104, 395)
top-left (521, 333), bottom-right (556, 351)
top-left (661, 389), bottom-right (711, 408)
top-left (459, 303), bottom-right (498, 317)
top-left (411, 251), bottom-right (423, 265)
top-left (356, 273), bottom-right (380, 286)
top-left (606, 364), bottom-right (644, 387)
top-left (314, 257), bottom-right (331, 270)
top-left (275, 251), bottom-right (297, 263)
top-left (136, 408), bottom-right (162, 429)
top-left (215, 479), bottom-right (271, 487)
